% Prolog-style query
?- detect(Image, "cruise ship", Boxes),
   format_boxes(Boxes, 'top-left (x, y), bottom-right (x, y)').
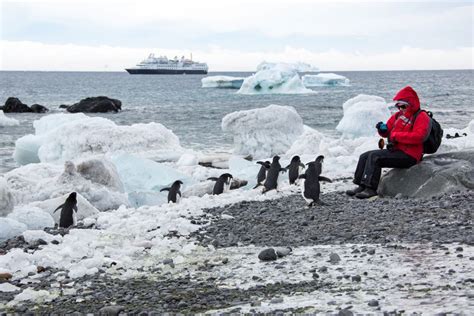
top-left (125, 54), bottom-right (208, 75)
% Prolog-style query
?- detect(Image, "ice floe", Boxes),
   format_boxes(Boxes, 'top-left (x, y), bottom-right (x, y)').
top-left (302, 73), bottom-right (350, 87)
top-left (201, 76), bottom-right (245, 89)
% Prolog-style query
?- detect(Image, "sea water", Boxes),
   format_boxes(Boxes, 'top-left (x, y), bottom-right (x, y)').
top-left (0, 70), bottom-right (473, 173)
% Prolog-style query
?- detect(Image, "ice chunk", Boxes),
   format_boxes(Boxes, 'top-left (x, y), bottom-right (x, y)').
top-left (201, 76), bottom-right (245, 89)
top-left (0, 218), bottom-right (27, 242)
top-left (22, 230), bottom-right (61, 244)
top-left (0, 177), bottom-right (14, 216)
top-left (237, 63), bottom-right (315, 95)
top-left (222, 104), bottom-right (304, 159)
top-left (0, 283), bottom-right (20, 292)
top-left (76, 159), bottom-right (124, 192)
top-left (29, 192), bottom-right (100, 224)
top-left (13, 113), bottom-right (183, 165)
top-left (0, 110), bottom-right (19, 126)
top-left (7, 206), bottom-right (55, 230)
top-left (177, 153), bottom-right (199, 166)
top-left (228, 156), bottom-right (261, 189)
top-left (336, 94), bottom-right (390, 138)
top-left (9, 288), bottom-right (57, 305)
top-left (111, 153), bottom-right (194, 206)
top-left (286, 126), bottom-right (325, 156)
top-left (302, 73), bottom-right (350, 87)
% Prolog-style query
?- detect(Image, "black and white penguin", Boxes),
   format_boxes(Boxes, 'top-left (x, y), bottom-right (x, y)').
top-left (262, 156), bottom-right (286, 193)
top-left (160, 180), bottom-right (183, 203)
top-left (208, 173), bottom-right (233, 195)
top-left (299, 156), bottom-right (332, 207)
top-left (53, 192), bottom-right (78, 228)
top-left (285, 155), bottom-right (305, 185)
top-left (253, 160), bottom-right (271, 189)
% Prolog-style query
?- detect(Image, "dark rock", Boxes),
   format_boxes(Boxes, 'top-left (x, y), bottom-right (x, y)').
top-left (329, 253), bottom-right (341, 264)
top-left (456, 246), bottom-right (463, 252)
top-left (1, 97), bottom-right (32, 113)
top-left (99, 305), bottom-right (125, 316)
top-left (378, 151), bottom-right (474, 198)
top-left (338, 309), bottom-right (353, 316)
top-left (30, 104), bottom-right (49, 113)
top-left (352, 275), bottom-right (361, 282)
top-left (368, 299), bottom-right (379, 307)
top-left (367, 249), bottom-right (376, 255)
top-left (258, 248), bottom-right (277, 261)
top-left (67, 96), bottom-right (122, 113)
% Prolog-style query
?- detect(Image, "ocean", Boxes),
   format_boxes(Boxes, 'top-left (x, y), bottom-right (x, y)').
top-left (1, 69), bottom-right (473, 173)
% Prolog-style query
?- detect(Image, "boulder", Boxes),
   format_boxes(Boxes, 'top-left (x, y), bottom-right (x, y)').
top-left (77, 159), bottom-right (124, 192)
top-left (30, 104), bottom-right (49, 113)
top-left (378, 150), bottom-right (474, 198)
top-left (66, 96), bottom-right (122, 113)
top-left (1, 97), bottom-right (32, 113)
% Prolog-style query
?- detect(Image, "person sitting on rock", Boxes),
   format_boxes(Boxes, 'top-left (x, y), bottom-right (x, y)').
top-left (346, 86), bottom-right (431, 199)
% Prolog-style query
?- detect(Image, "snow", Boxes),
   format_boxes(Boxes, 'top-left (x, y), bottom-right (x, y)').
top-left (176, 153), bottom-right (199, 166)
top-left (0, 110), bottom-right (19, 126)
top-left (7, 206), bottom-right (55, 230)
top-left (22, 230), bottom-right (61, 244)
top-left (4, 161), bottom-right (128, 211)
top-left (237, 63), bottom-right (315, 95)
top-left (0, 218), bottom-right (27, 242)
top-left (336, 94), bottom-right (390, 138)
top-left (201, 76), bottom-right (245, 89)
top-left (0, 283), bottom-right (20, 292)
top-left (302, 73), bottom-right (350, 87)
top-left (222, 104), bottom-right (304, 159)
top-left (13, 113), bottom-right (184, 165)
top-left (0, 177), bottom-right (14, 216)
top-left (9, 288), bottom-right (57, 305)
top-left (439, 119), bottom-right (474, 153)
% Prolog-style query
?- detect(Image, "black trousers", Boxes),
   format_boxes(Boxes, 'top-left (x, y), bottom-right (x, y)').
top-left (353, 149), bottom-right (417, 189)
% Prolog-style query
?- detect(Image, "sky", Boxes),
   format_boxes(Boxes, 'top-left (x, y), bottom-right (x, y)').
top-left (0, 0), bottom-right (473, 71)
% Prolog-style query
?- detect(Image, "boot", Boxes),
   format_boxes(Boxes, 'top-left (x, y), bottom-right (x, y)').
top-left (346, 185), bottom-right (365, 196)
top-left (355, 188), bottom-right (378, 199)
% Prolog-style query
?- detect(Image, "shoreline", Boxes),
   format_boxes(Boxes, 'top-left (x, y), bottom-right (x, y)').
top-left (1, 190), bottom-right (473, 314)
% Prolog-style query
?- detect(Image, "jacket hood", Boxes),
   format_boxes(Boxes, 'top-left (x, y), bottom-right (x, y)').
top-left (393, 86), bottom-right (420, 114)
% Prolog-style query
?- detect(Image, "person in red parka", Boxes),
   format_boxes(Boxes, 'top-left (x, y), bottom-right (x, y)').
top-left (346, 86), bottom-right (431, 199)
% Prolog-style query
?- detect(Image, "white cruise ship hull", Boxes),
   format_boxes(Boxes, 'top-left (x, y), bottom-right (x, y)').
top-left (125, 68), bottom-right (208, 75)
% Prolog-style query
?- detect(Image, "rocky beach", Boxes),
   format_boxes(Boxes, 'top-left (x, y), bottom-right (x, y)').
top-left (1, 188), bottom-right (473, 314)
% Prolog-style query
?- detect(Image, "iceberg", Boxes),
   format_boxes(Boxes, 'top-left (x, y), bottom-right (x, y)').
top-left (222, 104), bottom-right (304, 159)
top-left (0, 110), bottom-right (19, 126)
top-left (256, 61), bottom-right (318, 73)
top-left (302, 73), bottom-right (350, 87)
top-left (4, 160), bottom-right (128, 211)
top-left (237, 63), bottom-right (315, 95)
top-left (110, 153), bottom-right (194, 207)
top-left (336, 94), bottom-right (390, 138)
top-left (201, 76), bottom-right (245, 89)
top-left (13, 113), bottom-right (183, 165)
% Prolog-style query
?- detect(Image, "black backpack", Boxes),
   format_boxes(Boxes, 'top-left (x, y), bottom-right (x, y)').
top-left (411, 110), bottom-right (443, 154)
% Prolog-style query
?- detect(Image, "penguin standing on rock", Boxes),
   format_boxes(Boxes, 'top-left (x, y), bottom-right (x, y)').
top-left (208, 173), bottom-right (233, 195)
top-left (53, 192), bottom-right (78, 228)
top-left (299, 155), bottom-right (332, 207)
top-left (262, 156), bottom-right (286, 193)
top-left (160, 180), bottom-right (183, 203)
top-left (285, 155), bottom-right (305, 185)
top-left (253, 160), bottom-right (271, 189)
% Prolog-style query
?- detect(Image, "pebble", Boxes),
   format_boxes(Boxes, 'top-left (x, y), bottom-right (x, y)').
top-left (368, 299), bottom-right (379, 307)
top-left (98, 305), bottom-right (125, 316)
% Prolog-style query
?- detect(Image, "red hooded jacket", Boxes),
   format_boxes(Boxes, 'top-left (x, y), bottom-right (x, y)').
top-left (378, 86), bottom-right (430, 162)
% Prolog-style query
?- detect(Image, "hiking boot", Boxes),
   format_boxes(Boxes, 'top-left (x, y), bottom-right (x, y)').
top-left (355, 188), bottom-right (378, 199)
top-left (346, 185), bottom-right (365, 196)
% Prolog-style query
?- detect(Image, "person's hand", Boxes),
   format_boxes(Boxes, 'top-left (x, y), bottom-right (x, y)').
top-left (376, 122), bottom-right (388, 133)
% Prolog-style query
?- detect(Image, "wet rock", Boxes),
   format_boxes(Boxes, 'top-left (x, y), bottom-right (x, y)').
top-left (258, 248), bottom-right (277, 261)
top-left (368, 299), bottom-right (379, 307)
top-left (30, 104), bottom-right (49, 113)
top-left (1, 97), bottom-right (32, 113)
top-left (66, 96), bottom-right (122, 113)
top-left (99, 305), bottom-right (125, 316)
top-left (352, 275), bottom-right (361, 282)
top-left (329, 253), bottom-right (341, 264)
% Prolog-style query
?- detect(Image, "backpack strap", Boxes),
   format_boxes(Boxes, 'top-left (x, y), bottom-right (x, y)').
top-left (410, 109), bottom-right (423, 131)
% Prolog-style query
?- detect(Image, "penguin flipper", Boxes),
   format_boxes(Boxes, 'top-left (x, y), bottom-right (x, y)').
top-left (318, 176), bottom-right (332, 183)
top-left (299, 162), bottom-right (305, 168)
top-left (160, 188), bottom-right (170, 192)
top-left (207, 177), bottom-right (219, 181)
top-left (256, 161), bottom-right (265, 166)
top-left (53, 204), bottom-right (64, 213)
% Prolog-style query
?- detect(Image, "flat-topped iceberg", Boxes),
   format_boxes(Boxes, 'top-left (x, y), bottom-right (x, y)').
top-left (13, 113), bottom-right (183, 165)
top-left (237, 63), bottom-right (315, 95)
top-left (302, 73), bottom-right (350, 87)
top-left (257, 61), bottom-right (318, 73)
top-left (336, 94), bottom-right (390, 138)
top-left (222, 104), bottom-right (304, 158)
top-left (201, 76), bottom-right (245, 89)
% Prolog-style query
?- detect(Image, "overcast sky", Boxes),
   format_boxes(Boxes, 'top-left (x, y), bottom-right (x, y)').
top-left (0, 0), bottom-right (472, 71)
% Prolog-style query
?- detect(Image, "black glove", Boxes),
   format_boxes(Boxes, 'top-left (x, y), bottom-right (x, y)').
top-left (376, 122), bottom-right (388, 133)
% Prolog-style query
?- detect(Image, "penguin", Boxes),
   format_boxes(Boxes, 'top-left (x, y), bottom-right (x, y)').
top-left (262, 156), bottom-right (286, 193)
top-left (253, 160), bottom-right (271, 189)
top-left (299, 155), bottom-right (332, 207)
top-left (208, 173), bottom-right (233, 195)
top-left (53, 192), bottom-right (78, 228)
top-left (160, 180), bottom-right (183, 203)
top-left (285, 155), bottom-right (305, 185)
